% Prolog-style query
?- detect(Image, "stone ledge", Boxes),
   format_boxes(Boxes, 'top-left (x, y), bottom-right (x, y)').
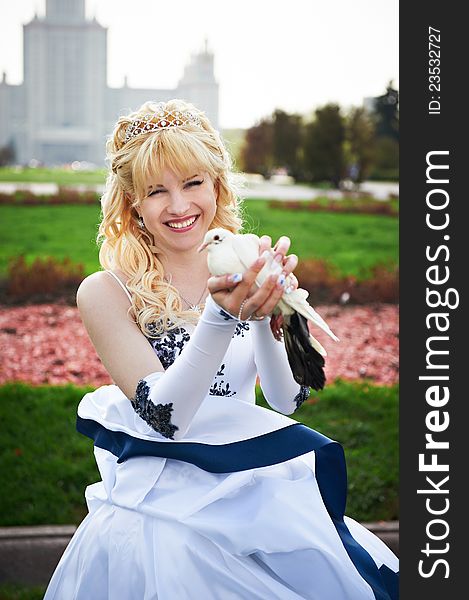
top-left (363, 520), bottom-right (399, 555)
top-left (0, 525), bottom-right (77, 540)
top-left (0, 522), bottom-right (399, 586)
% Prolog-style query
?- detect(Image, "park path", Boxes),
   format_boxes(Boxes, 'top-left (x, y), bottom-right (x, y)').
top-left (0, 303), bottom-right (398, 387)
top-left (0, 180), bottom-right (398, 201)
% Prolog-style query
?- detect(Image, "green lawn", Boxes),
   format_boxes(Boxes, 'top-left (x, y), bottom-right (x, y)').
top-left (0, 205), bottom-right (101, 276)
top-left (0, 167), bottom-right (107, 185)
top-left (0, 380), bottom-right (398, 526)
top-left (242, 201), bottom-right (398, 277)
top-left (0, 584), bottom-right (46, 600)
top-left (0, 201), bottom-right (398, 278)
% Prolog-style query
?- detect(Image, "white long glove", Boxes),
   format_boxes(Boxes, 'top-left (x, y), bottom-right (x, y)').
top-left (250, 317), bottom-right (310, 415)
top-left (132, 294), bottom-right (238, 441)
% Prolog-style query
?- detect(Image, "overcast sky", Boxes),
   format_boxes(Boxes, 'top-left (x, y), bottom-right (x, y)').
top-left (0, 0), bottom-right (398, 128)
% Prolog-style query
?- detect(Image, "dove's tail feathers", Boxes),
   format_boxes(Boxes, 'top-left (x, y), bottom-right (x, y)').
top-left (286, 291), bottom-right (340, 342)
top-left (283, 312), bottom-right (326, 391)
top-left (301, 304), bottom-right (340, 342)
top-left (310, 334), bottom-right (327, 357)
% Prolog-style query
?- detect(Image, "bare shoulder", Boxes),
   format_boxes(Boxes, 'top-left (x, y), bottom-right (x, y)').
top-left (76, 271), bottom-right (133, 332)
top-left (77, 270), bottom-right (126, 307)
top-left (75, 270), bottom-right (164, 397)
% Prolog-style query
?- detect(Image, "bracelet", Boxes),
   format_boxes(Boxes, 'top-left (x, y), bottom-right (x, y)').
top-left (237, 299), bottom-right (267, 322)
top-left (237, 299), bottom-right (248, 321)
top-left (211, 295), bottom-right (267, 323)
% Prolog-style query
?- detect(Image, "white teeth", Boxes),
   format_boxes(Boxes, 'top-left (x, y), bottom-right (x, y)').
top-left (167, 216), bottom-right (197, 229)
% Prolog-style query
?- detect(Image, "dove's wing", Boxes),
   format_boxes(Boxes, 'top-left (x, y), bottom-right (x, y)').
top-left (231, 233), bottom-right (262, 273)
top-left (232, 233), bottom-right (286, 288)
top-left (207, 241), bottom-right (246, 276)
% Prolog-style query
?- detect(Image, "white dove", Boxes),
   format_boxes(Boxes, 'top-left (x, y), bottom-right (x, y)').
top-left (197, 228), bottom-right (339, 391)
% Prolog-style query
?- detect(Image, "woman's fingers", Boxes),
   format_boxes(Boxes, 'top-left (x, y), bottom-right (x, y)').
top-left (231, 256), bottom-right (267, 299)
top-left (259, 235), bottom-right (294, 272)
top-left (242, 273), bottom-right (283, 318)
top-left (281, 253), bottom-right (298, 276)
top-left (285, 272), bottom-right (299, 293)
top-left (228, 258), bottom-right (284, 320)
top-left (272, 236), bottom-right (291, 262)
top-left (207, 257), bottom-right (265, 293)
top-left (208, 256), bottom-right (268, 315)
top-left (207, 235), bottom-right (299, 319)
top-left (257, 273), bottom-right (287, 315)
top-left (207, 272), bottom-right (244, 295)
top-left (258, 235), bottom-right (272, 256)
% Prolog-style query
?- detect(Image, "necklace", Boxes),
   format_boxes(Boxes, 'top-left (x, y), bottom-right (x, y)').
top-left (164, 275), bottom-right (208, 314)
top-left (180, 286), bottom-right (208, 314)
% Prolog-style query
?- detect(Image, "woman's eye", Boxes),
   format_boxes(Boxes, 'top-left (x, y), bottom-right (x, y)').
top-left (147, 180), bottom-right (203, 196)
top-left (185, 180), bottom-right (203, 189)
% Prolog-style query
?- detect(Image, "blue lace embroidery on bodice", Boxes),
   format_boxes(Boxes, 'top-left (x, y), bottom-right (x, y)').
top-left (145, 319), bottom-right (251, 399)
top-left (146, 325), bottom-right (191, 370)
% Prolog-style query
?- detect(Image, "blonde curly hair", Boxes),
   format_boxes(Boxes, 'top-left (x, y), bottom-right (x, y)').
top-left (97, 99), bottom-right (245, 337)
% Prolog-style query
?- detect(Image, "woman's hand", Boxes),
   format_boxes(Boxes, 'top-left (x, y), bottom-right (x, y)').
top-left (259, 235), bottom-right (299, 294)
top-left (258, 235), bottom-right (299, 339)
top-left (208, 255), bottom-right (288, 321)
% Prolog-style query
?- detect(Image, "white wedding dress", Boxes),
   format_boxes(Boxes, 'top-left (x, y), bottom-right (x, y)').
top-left (44, 280), bottom-right (398, 600)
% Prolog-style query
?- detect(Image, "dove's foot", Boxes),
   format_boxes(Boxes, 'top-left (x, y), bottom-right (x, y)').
top-left (270, 313), bottom-right (284, 341)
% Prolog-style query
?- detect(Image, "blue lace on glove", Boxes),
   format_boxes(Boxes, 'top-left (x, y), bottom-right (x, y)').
top-left (131, 379), bottom-right (179, 439)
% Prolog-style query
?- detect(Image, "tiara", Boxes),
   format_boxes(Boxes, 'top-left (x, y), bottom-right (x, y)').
top-left (124, 104), bottom-right (203, 144)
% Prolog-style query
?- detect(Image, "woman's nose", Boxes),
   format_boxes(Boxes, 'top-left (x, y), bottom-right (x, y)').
top-left (167, 190), bottom-right (191, 215)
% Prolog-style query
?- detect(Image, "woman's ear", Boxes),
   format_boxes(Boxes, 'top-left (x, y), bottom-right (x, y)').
top-left (125, 192), bottom-right (139, 215)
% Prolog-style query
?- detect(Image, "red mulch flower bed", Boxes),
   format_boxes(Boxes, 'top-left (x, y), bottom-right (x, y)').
top-left (0, 304), bottom-right (398, 387)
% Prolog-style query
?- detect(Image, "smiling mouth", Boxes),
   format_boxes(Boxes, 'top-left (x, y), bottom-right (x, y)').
top-left (164, 215), bottom-right (200, 230)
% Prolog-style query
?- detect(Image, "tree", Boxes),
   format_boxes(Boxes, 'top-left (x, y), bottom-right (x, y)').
top-left (271, 109), bottom-right (303, 177)
top-left (346, 107), bottom-right (376, 183)
top-left (370, 137), bottom-right (399, 180)
top-left (0, 139), bottom-right (16, 166)
top-left (366, 82), bottom-right (399, 180)
top-left (374, 81), bottom-right (399, 141)
top-left (302, 104), bottom-right (346, 187)
top-left (240, 118), bottom-right (273, 176)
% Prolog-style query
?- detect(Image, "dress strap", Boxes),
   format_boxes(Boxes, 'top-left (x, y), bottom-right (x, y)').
top-left (105, 270), bottom-right (132, 304)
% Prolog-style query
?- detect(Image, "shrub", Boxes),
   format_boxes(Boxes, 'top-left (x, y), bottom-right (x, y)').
top-left (0, 189), bottom-right (99, 206)
top-left (296, 258), bottom-right (398, 304)
top-left (5, 256), bottom-right (85, 302)
top-left (268, 198), bottom-right (399, 216)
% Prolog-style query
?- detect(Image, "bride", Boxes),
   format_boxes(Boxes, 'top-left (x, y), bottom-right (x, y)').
top-left (44, 99), bottom-right (398, 599)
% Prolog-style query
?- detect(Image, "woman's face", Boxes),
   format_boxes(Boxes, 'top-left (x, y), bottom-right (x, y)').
top-left (137, 167), bottom-right (218, 255)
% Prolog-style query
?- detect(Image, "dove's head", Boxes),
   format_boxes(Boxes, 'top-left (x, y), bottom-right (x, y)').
top-left (197, 228), bottom-right (234, 253)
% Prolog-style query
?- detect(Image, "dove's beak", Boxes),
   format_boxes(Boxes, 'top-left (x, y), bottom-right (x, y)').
top-left (197, 241), bottom-right (208, 253)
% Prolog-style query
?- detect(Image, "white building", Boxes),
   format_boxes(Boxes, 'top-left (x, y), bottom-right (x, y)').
top-left (0, 0), bottom-right (219, 166)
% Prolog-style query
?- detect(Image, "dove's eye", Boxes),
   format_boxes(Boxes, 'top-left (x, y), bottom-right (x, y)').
top-left (214, 235), bottom-right (220, 241)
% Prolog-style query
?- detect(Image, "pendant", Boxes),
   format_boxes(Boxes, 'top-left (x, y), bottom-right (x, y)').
top-left (189, 304), bottom-right (202, 314)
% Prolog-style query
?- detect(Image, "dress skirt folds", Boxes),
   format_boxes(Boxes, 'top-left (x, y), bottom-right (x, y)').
top-left (44, 386), bottom-right (399, 600)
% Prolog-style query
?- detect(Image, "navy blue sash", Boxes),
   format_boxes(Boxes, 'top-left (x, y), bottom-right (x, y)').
top-left (77, 416), bottom-right (398, 599)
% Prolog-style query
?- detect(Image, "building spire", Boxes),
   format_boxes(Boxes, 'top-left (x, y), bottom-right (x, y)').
top-left (46, 0), bottom-right (85, 21)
